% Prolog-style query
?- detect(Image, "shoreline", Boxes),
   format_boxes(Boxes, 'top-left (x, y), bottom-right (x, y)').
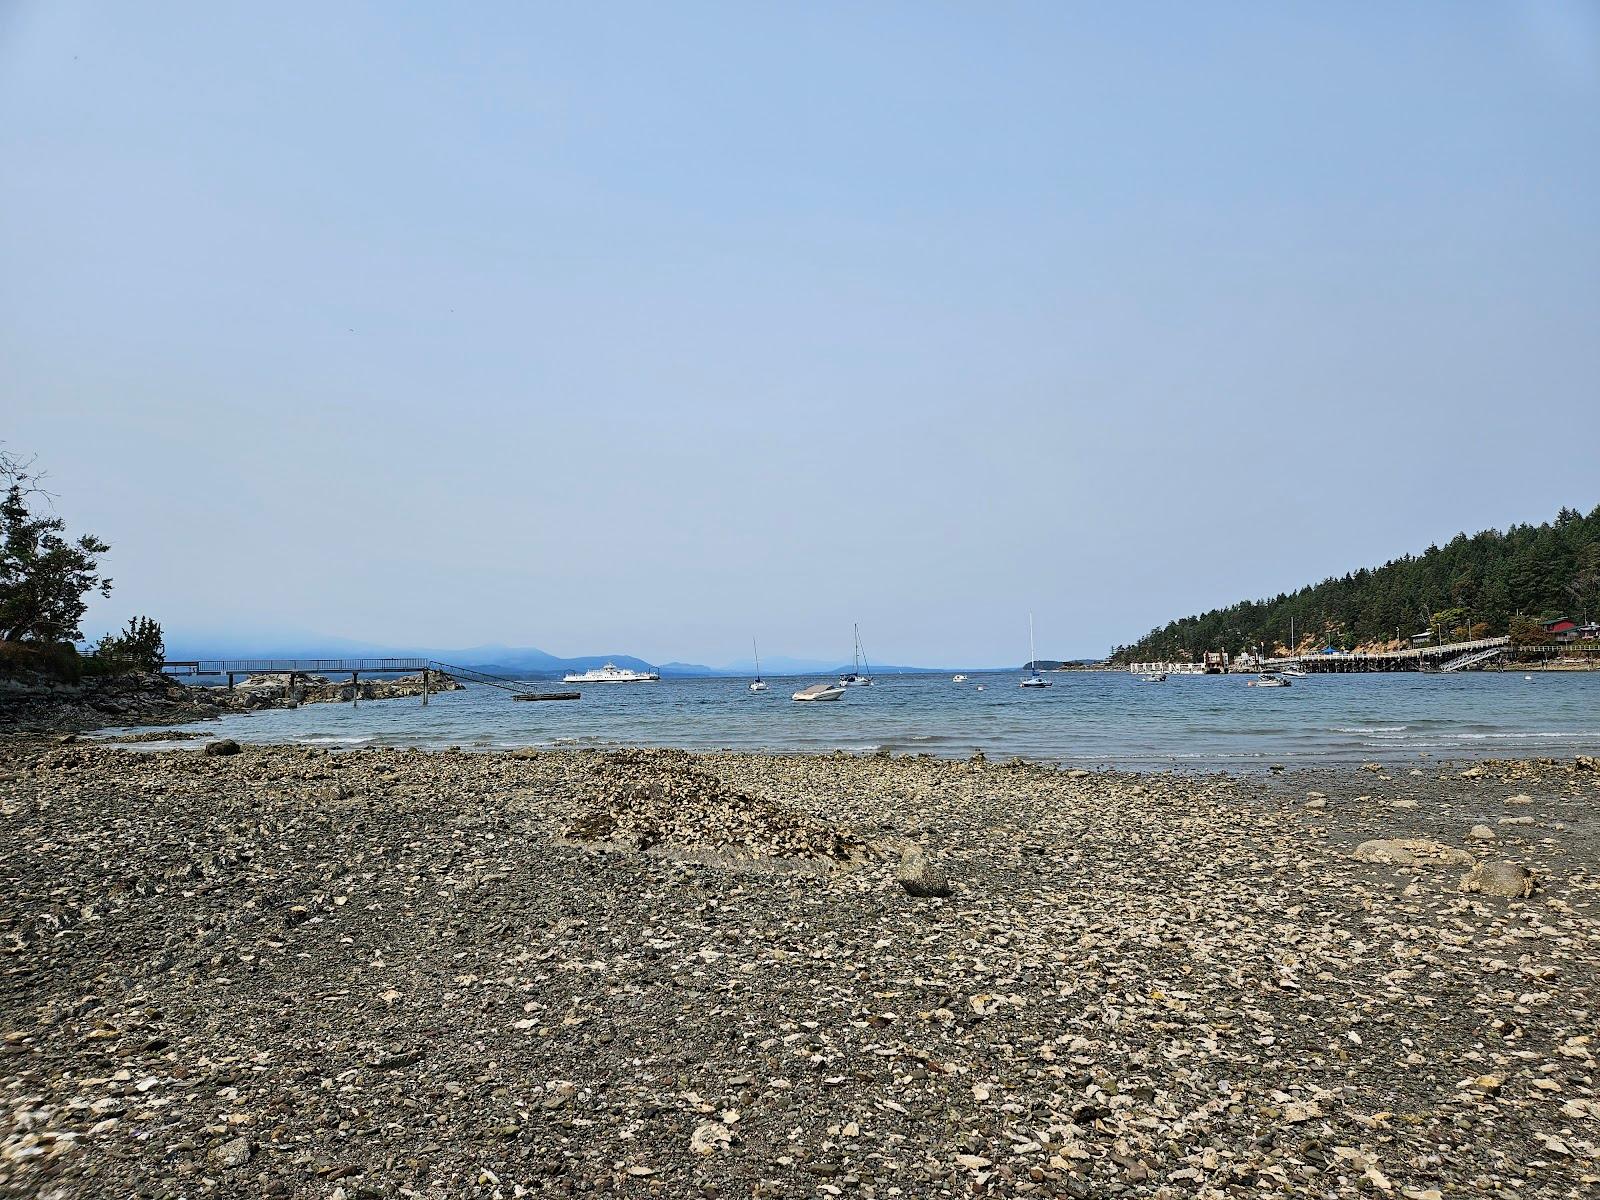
top-left (3, 741), bottom-right (1597, 1196)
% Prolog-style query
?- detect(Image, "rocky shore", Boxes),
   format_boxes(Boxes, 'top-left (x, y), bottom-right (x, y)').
top-left (0, 671), bottom-right (460, 735)
top-left (2, 744), bottom-right (1598, 1198)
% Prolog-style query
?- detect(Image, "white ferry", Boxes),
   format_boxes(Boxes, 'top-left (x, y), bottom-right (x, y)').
top-left (562, 662), bottom-right (661, 684)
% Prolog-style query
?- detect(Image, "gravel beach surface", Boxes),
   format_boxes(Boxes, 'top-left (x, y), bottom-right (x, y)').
top-left (3, 742), bottom-right (1598, 1198)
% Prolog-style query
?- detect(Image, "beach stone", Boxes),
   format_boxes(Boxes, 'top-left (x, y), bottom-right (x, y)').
top-left (203, 739), bottom-right (241, 757)
top-left (211, 1136), bottom-right (252, 1169)
top-left (897, 848), bottom-right (952, 897)
top-left (690, 1122), bottom-right (732, 1155)
top-left (1353, 839), bottom-right (1474, 868)
top-left (1498, 815), bottom-right (1534, 826)
top-left (1505, 793), bottom-right (1534, 805)
top-left (1576, 755), bottom-right (1596, 772)
top-left (1304, 796), bottom-right (1327, 810)
top-left (1468, 824), bottom-right (1496, 841)
top-left (1461, 861), bottom-right (1535, 899)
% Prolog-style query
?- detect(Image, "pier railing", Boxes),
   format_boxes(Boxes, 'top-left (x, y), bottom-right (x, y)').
top-left (163, 657), bottom-right (431, 677)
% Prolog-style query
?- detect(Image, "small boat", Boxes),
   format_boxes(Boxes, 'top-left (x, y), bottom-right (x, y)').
top-left (512, 691), bottom-right (581, 701)
top-left (1280, 666), bottom-right (1307, 679)
top-left (839, 624), bottom-right (874, 686)
top-left (562, 662), bottom-right (660, 683)
top-left (1021, 612), bottom-right (1052, 688)
top-left (792, 682), bottom-right (846, 702)
top-left (749, 638), bottom-right (768, 692)
top-left (952, 674), bottom-right (967, 683)
top-left (1138, 671), bottom-right (1167, 683)
top-left (1247, 673), bottom-right (1291, 688)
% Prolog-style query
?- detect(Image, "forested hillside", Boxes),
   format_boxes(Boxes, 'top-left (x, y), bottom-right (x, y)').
top-left (1110, 505), bottom-right (1600, 663)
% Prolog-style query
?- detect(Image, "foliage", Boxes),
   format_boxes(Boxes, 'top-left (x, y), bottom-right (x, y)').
top-left (0, 637), bottom-right (82, 683)
top-left (87, 615), bottom-right (165, 674)
top-left (0, 449), bottom-right (113, 645)
top-left (1508, 615), bottom-right (1548, 647)
top-left (1110, 504), bottom-right (1600, 663)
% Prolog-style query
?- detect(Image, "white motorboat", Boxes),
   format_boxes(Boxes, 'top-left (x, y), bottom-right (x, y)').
top-left (792, 682), bottom-right (846, 702)
top-left (1246, 673), bottom-right (1291, 688)
top-left (1138, 671), bottom-right (1168, 682)
top-left (952, 674), bottom-right (967, 683)
top-left (562, 662), bottom-right (661, 684)
top-left (1280, 666), bottom-right (1307, 678)
top-left (1021, 612), bottom-right (1053, 688)
top-left (749, 638), bottom-right (768, 692)
top-left (839, 624), bottom-right (874, 686)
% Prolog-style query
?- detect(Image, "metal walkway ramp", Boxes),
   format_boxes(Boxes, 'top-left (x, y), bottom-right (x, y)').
top-left (1439, 645), bottom-right (1506, 673)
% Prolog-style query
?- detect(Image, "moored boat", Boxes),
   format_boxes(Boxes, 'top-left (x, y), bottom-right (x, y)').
top-left (792, 682), bottom-right (846, 702)
top-left (1246, 673), bottom-right (1291, 687)
top-left (840, 624), bottom-right (874, 687)
top-left (749, 638), bottom-right (768, 692)
top-left (1021, 613), bottom-right (1052, 688)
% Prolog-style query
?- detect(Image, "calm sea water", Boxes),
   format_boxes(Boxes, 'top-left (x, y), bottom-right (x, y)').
top-left (114, 670), bottom-right (1600, 770)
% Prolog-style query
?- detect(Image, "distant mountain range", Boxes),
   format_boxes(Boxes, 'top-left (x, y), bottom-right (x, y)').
top-left (158, 633), bottom-right (973, 678)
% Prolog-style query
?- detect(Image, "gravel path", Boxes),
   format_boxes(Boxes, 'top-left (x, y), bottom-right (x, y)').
top-left (2, 742), bottom-right (1597, 1198)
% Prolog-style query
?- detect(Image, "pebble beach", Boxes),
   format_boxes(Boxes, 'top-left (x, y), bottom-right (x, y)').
top-left (3, 742), bottom-right (1599, 1198)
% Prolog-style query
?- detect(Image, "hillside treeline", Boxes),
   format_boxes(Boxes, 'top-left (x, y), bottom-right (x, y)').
top-left (1110, 505), bottom-right (1600, 663)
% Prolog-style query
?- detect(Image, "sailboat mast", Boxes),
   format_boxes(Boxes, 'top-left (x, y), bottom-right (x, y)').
top-left (1029, 612), bottom-right (1037, 673)
top-left (752, 637), bottom-right (761, 679)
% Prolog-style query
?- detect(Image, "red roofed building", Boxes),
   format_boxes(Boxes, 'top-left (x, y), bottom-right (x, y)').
top-left (1542, 618), bottom-right (1579, 643)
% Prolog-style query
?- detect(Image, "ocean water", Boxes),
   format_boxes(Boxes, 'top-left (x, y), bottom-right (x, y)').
top-left (115, 669), bottom-right (1600, 770)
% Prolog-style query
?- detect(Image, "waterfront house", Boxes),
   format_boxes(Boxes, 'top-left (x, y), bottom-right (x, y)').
top-left (1542, 617), bottom-right (1579, 643)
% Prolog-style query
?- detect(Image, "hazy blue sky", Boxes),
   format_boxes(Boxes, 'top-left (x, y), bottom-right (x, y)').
top-left (4, 2), bottom-right (1597, 666)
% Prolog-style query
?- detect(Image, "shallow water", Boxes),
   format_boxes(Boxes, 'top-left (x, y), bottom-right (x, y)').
top-left (110, 669), bottom-right (1600, 770)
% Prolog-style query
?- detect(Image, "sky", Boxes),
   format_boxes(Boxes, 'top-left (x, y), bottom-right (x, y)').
top-left (3, 2), bottom-right (1598, 667)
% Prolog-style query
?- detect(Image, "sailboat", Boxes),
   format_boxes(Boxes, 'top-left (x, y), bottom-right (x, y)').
top-left (1280, 616), bottom-right (1307, 677)
top-left (748, 638), bottom-right (768, 692)
top-left (839, 624), bottom-right (874, 686)
top-left (1021, 612), bottom-right (1052, 688)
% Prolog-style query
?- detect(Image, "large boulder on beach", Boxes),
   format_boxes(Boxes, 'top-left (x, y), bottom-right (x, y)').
top-left (1353, 838), bottom-right (1474, 868)
top-left (896, 847), bottom-right (953, 897)
top-left (1461, 861), bottom-right (1535, 898)
top-left (203, 738), bottom-right (241, 757)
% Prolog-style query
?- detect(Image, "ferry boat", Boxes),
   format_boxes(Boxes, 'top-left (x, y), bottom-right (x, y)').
top-left (562, 662), bottom-right (661, 684)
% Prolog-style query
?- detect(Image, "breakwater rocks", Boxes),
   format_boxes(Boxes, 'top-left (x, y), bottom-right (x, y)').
top-left (227, 671), bottom-right (462, 707)
top-left (0, 671), bottom-right (461, 734)
top-left (2, 746), bottom-right (1598, 1197)
top-left (0, 671), bottom-right (227, 734)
